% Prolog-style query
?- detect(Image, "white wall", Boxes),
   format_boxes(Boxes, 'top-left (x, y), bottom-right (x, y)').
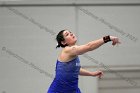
top-left (0, 0), bottom-right (140, 93)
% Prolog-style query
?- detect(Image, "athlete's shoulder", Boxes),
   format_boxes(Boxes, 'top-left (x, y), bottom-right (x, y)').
top-left (64, 45), bottom-right (78, 52)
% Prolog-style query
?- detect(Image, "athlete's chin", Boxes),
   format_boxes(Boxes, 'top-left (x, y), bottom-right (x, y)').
top-left (74, 39), bottom-right (77, 44)
top-left (71, 38), bottom-right (77, 44)
top-left (73, 37), bottom-right (77, 41)
top-left (74, 37), bottom-right (77, 41)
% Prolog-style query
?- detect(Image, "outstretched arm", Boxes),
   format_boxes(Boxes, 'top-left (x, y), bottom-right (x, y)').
top-left (64, 35), bottom-right (120, 56)
top-left (79, 68), bottom-right (103, 78)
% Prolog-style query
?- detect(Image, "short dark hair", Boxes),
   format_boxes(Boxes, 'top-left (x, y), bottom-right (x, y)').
top-left (56, 30), bottom-right (68, 48)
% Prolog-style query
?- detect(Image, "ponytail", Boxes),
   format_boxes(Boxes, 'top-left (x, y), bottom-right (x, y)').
top-left (56, 44), bottom-right (61, 49)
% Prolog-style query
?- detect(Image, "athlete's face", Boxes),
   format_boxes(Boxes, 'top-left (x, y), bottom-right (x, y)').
top-left (62, 30), bottom-right (77, 46)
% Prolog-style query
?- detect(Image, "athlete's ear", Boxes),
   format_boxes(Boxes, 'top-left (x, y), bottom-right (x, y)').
top-left (61, 41), bottom-right (67, 46)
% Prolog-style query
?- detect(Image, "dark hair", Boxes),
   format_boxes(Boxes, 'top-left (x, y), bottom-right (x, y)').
top-left (56, 30), bottom-right (68, 48)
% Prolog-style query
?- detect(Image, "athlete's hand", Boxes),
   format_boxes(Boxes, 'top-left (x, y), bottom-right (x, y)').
top-left (94, 70), bottom-right (103, 79)
top-left (110, 36), bottom-right (121, 46)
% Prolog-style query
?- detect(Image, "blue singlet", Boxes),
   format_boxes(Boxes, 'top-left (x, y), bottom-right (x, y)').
top-left (47, 56), bottom-right (81, 93)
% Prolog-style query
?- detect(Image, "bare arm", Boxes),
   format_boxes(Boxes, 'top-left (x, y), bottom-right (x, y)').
top-left (79, 68), bottom-right (103, 78)
top-left (65, 36), bottom-right (120, 56)
top-left (65, 38), bottom-right (104, 56)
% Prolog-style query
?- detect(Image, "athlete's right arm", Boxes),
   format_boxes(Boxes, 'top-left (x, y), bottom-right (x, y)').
top-left (64, 36), bottom-right (120, 56)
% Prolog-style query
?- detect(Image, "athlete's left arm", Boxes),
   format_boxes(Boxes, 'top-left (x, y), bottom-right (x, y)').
top-left (79, 68), bottom-right (103, 78)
